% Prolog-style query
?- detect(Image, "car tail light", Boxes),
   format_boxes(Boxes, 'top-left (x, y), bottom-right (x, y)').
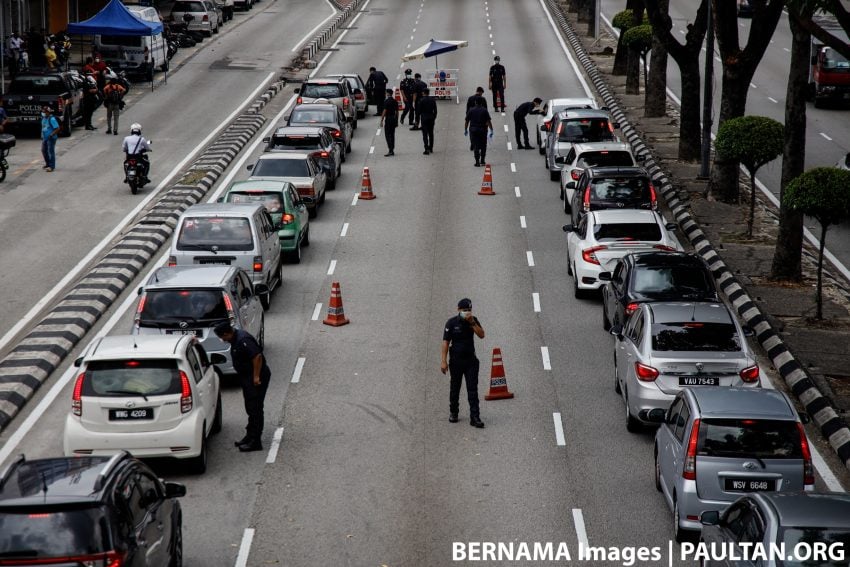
top-left (105, 550), bottom-right (126, 567)
top-left (253, 256), bottom-right (263, 272)
top-left (570, 169), bottom-right (581, 180)
top-left (608, 121), bottom-right (615, 133)
top-left (297, 96), bottom-right (303, 104)
top-left (133, 295), bottom-right (146, 329)
top-left (343, 96), bottom-right (350, 109)
top-left (654, 245), bottom-right (677, 251)
top-left (56, 96), bottom-right (65, 114)
top-left (5, 551), bottom-right (127, 567)
top-left (582, 245), bottom-right (606, 265)
top-left (683, 419), bottom-right (700, 480)
top-left (72, 372), bottom-right (84, 416)
top-left (797, 422), bottom-right (815, 486)
top-left (281, 213), bottom-right (294, 225)
top-left (222, 292), bottom-right (236, 325)
top-left (634, 362), bottom-right (659, 381)
top-left (202, 14), bottom-right (208, 21)
top-left (167, 255), bottom-right (176, 267)
top-left (625, 302), bottom-right (640, 316)
top-left (544, 120), bottom-right (552, 131)
top-left (330, 129), bottom-right (341, 138)
top-left (583, 187), bottom-right (591, 211)
top-left (312, 151), bottom-right (329, 160)
top-left (179, 371), bottom-right (193, 413)
top-left (649, 183), bottom-right (658, 210)
top-left (739, 365), bottom-right (760, 383)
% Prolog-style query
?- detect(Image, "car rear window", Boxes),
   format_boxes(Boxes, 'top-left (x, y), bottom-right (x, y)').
top-left (779, 528), bottom-right (850, 566)
top-left (290, 108), bottom-right (336, 124)
top-left (558, 118), bottom-right (614, 142)
top-left (301, 84), bottom-right (343, 98)
top-left (589, 177), bottom-right (651, 202)
top-left (172, 1), bottom-right (205, 11)
top-left (226, 191), bottom-right (284, 213)
top-left (593, 222), bottom-right (661, 242)
top-left (269, 135), bottom-right (323, 150)
top-left (577, 151), bottom-right (633, 168)
top-left (0, 508), bottom-right (109, 558)
top-left (176, 217), bottom-right (253, 251)
top-left (632, 265), bottom-right (714, 298)
top-left (698, 419), bottom-right (802, 459)
top-left (252, 159), bottom-right (309, 178)
top-left (651, 322), bottom-right (741, 352)
top-left (82, 359), bottom-right (181, 397)
top-left (140, 289), bottom-right (227, 323)
top-left (9, 76), bottom-right (65, 95)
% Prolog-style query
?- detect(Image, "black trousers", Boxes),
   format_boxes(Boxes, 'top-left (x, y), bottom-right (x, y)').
top-left (239, 373), bottom-right (270, 441)
top-left (400, 97), bottom-right (414, 124)
top-left (421, 117), bottom-right (435, 150)
top-left (384, 121), bottom-right (397, 152)
top-left (491, 86), bottom-right (505, 110)
top-left (449, 355), bottom-right (480, 418)
top-left (514, 115), bottom-right (529, 146)
top-left (470, 128), bottom-right (487, 164)
top-left (83, 95), bottom-right (98, 127)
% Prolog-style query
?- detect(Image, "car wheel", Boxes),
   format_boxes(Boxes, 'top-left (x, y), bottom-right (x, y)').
top-left (549, 169), bottom-right (559, 182)
top-left (614, 353), bottom-right (621, 394)
top-left (169, 517), bottom-right (183, 567)
top-left (308, 206), bottom-right (317, 219)
top-left (319, 190), bottom-right (326, 204)
top-left (210, 390), bottom-right (223, 434)
top-left (352, 119), bottom-right (358, 130)
top-left (573, 268), bottom-right (586, 299)
top-left (188, 433), bottom-right (207, 474)
top-left (559, 185), bottom-right (565, 200)
top-left (564, 196), bottom-right (571, 214)
top-left (567, 259), bottom-right (573, 276)
top-left (654, 446), bottom-right (662, 492)
top-left (276, 258), bottom-right (284, 289)
top-left (341, 150), bottom-right (346, 163)
top-left (288, 241), bottom-right (302, 264)
top-left (260, 288), bottom-right (270, 310)
top-left (673, 498), bottom-right (689, 543)
top-left (204, 29), bottom-right (213, 37)
top-left (213, 23), bottom-right (220, 34)
top-left (161, 60), bottom-right (170, 72)
top-left (625, 389), bottom-right (641, 433)
top-left (60, 108), bottom-right (72, 138)
top-left (302, 225), bottom-right (310, 247)
top-left (357, 110), bottom-right (365, 119)
top-left (346, 142), bottom-right (352, 153)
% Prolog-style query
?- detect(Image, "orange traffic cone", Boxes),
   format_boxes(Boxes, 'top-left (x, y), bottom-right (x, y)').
top-left (359, 167), bottom-right (376, 200)
top-left (478, 164), bottom-right (495, 195)
top-left (495, 91), bottom-right (503, 111)
top-left (323, 282), bottom-right (350, 326)
top-left (394, 87), bottom-right (404, 110)
top-left (484, 348), bottom-right (514, 400)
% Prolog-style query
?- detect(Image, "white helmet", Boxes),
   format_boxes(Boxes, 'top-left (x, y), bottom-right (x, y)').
top-left (130, 123), bottom-right (142, 135)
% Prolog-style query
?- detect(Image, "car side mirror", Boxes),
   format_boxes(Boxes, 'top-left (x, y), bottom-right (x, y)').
top-left (246, 164), bottom-right (253, 171)
top-left (210, 353), bottom-right (227, 365)
top-left (73, 356), bottom-right (84, 367)
top-left (137, 286), bottom-right (144, 295)
top-left (216, 197), bottom-right (224, 203)
top-left (293, 88), bottom-right (300, 94)
top-left (612, 122), bottom-right (620, 130)
top-left (254, 283), bottom-right (269, 296)
top-left (598, 272), bottom-right (612, 282)
top-left (609, 324), bottom-right (623, 338)
top-left (645, 408), bottom-right (666, 423)
top-left (799, 412), bottom-right (811, 424)
top-left (554, 156), bottom-right (567, 165)
top-left (562, 224), bottom-right (574, 232)
top-left (742, 326), bottom-right (755, 338)
top-left (700, 511), bottom-right (720, 526)
top-left (665, 222), bottom-right (677, 230)
top-left (262, 137), bottom-right (270, 143)
top-left (164, 482), bottom-right (186, 499)
top-left (601, 106), bottom-right (610, 111)
top-left (565, 181), bottom-right (576, 189)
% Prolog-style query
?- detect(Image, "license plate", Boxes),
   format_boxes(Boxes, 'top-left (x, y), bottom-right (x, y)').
top-left (109, 408), bottom-right (153, 420)
top-left (725, 478), bottom-right (774, 492)
top-left (18, 116), bottom-right (38, 121)
top-left (198, 259), bottom-right (231, 265)
top-left (165, 329), bottom-right (201, 336)
top-left (679, 376), bottom-right (719, 386)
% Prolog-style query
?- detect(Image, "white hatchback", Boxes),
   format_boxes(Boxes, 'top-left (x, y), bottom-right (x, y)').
top-left (63, 335), bottom-right (221, 474)
top-left (564, 209), bottom-right (682, 298)
top-left (536, 97), bottom-right (597, 152)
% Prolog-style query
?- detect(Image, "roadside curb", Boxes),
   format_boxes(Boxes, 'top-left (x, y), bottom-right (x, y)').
top-left (543, 0), bottom-right (850, 471)
top-left (299, 0), bottom-right (364, 64)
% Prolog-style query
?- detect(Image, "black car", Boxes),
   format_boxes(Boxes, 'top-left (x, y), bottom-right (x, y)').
top-left (0, 452), bottom-right (185, 566)
top-left (263, 126), bottom-right (343, 189)
top-left (286, 103), bottom-right (353, 161)
top-left (599, 251), bottom-right (718, 330)
top-left (568, 166), bottom-right (657, 225)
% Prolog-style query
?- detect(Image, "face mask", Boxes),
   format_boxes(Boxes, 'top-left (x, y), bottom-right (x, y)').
top-left (461, 310), bottom-right (472, 319)
top-left (41, 112), bottom-right (46, 117)
top-left (95, 58), bottom-right (101, 62)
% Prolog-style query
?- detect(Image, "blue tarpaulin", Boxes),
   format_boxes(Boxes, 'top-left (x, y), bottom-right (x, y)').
top-left (67, 0), bottom-right (163, 36)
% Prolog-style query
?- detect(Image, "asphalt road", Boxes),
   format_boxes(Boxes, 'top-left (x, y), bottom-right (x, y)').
top-left (0, 0), bottom-right (847, 566)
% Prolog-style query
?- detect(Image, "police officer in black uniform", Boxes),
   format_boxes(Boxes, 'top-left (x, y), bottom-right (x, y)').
top-left (411, 72), bottom-right (428, 130)
top-left (399, 68), bottom-right (416, 126)
top-left (441, 298), bottom-right (485, 428)
top-left (488, 55), bottom-right (507, 112)
top-left (464, 98), bottom-right (493, 167)
top-left (514, 97), bottom-right (543, 149)
top-left (466, 86), bottom-right (488, 112)
top-left (417, 87), bottom-right (437, 154)
top-left (366, 66), bottom-right (389, 115)
top-left (380, 88), bottom-right (399, 156)
top-left (214, 322), bottom-right (272, 452)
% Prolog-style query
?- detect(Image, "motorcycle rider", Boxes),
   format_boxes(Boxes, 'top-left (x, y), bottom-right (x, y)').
top-left (122, 122), bottom-right (152, 183)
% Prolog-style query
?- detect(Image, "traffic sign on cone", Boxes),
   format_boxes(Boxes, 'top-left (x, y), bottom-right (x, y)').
top-left (478, 164), bottom-right (495, 195)
top-left (359, 167), bottom-right (376, 200)
top-left (484, 348), bottom-right (514, 400)
top-left (495, 91), bottom-right (504, 111)
top-left (323, 281), bottom-right (350, 326)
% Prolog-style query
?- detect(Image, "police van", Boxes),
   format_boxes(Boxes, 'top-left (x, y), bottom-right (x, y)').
top-left (94, 5), bottom-right (168, 79)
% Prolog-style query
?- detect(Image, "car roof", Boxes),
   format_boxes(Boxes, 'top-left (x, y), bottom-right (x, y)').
top-left (327, 73), bottom-right (362, 81)
top-left (755, 492), bottom-right (850, 528)
top-left (228, 180), bottom-right (291, 193)
top-left (145, 265), bottom-right (235, 288)
top-left (291, 103), bottom-right (338, 112)
top-left (686, 387), bottom-right (796, 419)
top-left (303, 76), bottom-right (345, 84)
top-left (586, 166), bottom-right (648, 177)
top-left (590, 209), bottom-right (660, 224)
top-left (572, 142), bottom-right (632, 154)
top-left (556, 108), bottom-right (611, 119)
top-left (0, 456), bottom-right (120, 506)
top-left (647, 301), bottom-right (732, 324)
top-left (85, 334), bottom-right (188, 360)
top-left (272, 126), bottom-right (327, 136)
top-left (256, 152), bottom-right (311, 160)
top-left (182, 202), bottom-right (264, 215)
top-left (630, 251), bottom-right (704, 268)
top-left (547, 97), bottom-right (596, 108)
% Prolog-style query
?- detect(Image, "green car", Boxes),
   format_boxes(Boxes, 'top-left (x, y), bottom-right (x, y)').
top-left (221, 180), bottom-right (310, 263)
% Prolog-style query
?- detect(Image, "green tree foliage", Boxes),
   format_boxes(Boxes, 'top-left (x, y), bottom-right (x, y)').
top-left (623, 24), bottom-right (654, 92)
top-left (715, 116), bottom-right (784, 237)
top-left (784, 167), bottom-right (850, 319)
top-left (612, 9), bottom-right (636, 32)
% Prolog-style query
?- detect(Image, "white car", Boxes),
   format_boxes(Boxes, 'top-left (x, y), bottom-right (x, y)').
top-left (564, 209), bottom-right (682, 298)
top-left (536, 97), bottom-right (597, 153)
top-left (64, 335), bottom-right (221, 474)
top-left (558, 142), bottom-right (641, 203)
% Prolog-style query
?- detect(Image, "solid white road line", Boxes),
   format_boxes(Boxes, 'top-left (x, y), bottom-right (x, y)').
top-left (541, 346), bottom-right (551, 370)
top-left (291, 357), bottom-right (306, 384)
top-left (820, 132), bottom-right (833, 141)
top-left (311, 303), bottom-right (322, 321)
top-left (526, 251), bottom-right (535, 266)
top-left (507, 142), bottom-right (513, 151)
top-left (265, 427), bottom-right (284, 464)
top-left (234, 528), bottom-right (255, 567)
top-left (327, 259), bottom-right (337, 275)
top-left (290, 0), bottom-right (337, 51)
top-left (553, 413), bottom-right (566, 446)
top-left (510, 162), bottom-right (517, 172)
top-left (537, 0), bottom-right (593, 97)
top-left (532, 292), bottom-right (541, 312)
top-left (340, 222), bottom-right (349, 237)
top-left (351, 192), bottom-right (359, 206)
top-left (514, 186), bottom-right (521, 197)
top-left (520, 215), bottom-right (527, 228)
top-left (572, 509), bottom-right (589, 548)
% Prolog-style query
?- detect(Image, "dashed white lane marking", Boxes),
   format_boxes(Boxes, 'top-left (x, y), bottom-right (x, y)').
top-left (783, 47), bottom-right (791, 52)
top-left (541, 346), bottom-right (551, 370)
top-left (678, 29), bottom-right (685, 35)
top-left (507, 141), bottom-right (513, 151)
top-left (821, 132), bottom-right (833, 141)
top-left (376, 128), bottom-right (381, 136)
top-left (413, 27), bottom-right (416, 32)
top-left (491, 41), bottom-right (494, 46)
top-left (369, 146), bottom-right (375, 154)
top-left (510, 162), bottom-right (517, 172)
top-left (234, 528), bottom-right (255, 567)
top-left (406, 44), bottom-right (410, 49)
top-left (350, 192), bottom-right (359, 206)
top-left (488, 25), bottom-right (491, 30)
top-left (327, 259), bottom-right (337, 275)
top-left (520, 215), bottom-right (527, 228)
top-left (340, 222), bottom-right (349, 237)
top-left (572, 509), bottom-right (589, 548)
top-left (503, 124), bottom-right (509, 132)
top-left (492, 49), bottom-right (496, 55)
top-left (526, 251), bottom-right (535, 266)
top-left (396, 74), bottom-right (400, 80)
top-left (291, 356), bottom-right (306, 384)
top-left (532, 292), bottom-right (540, 312)
top-left (768, 97), bottom-right (778, 103)
top-left (553, 413), bottom-right (566, 446)
top-left (514, 186), bottom-right (521, 197)
top-left (311, 303), bottom-right (322, 321)
top-left (489, 33), bottom-right (493, 38)
top-left (265, 427), bottom-right (285, 464)
top-left (750, 82), bottom-right (758, 89)
top-left (410, 35), bottom-right (414, 40)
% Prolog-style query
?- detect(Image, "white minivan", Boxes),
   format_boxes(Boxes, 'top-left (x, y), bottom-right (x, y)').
top-left (94, 6), bottom-right (169, 78)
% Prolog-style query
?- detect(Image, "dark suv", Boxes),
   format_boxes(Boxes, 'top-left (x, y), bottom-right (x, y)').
top-left (599, 252), bottom-right (719, 330)
top-left (568, 166), bottom-right (657, 225)
top-left (0, 452), bottom-right (185, 566)
top-left (263, 126), bottom-right (342, 188)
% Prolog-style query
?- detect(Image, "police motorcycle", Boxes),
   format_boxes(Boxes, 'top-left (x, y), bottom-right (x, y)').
top-left (123, 123), bottom-right (152, 195)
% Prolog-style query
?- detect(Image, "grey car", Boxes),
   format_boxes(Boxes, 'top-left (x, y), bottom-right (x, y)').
top-left (295, 76), bottom-right (357, 127)
top-left (545, 108), bottom-right (619, 180)
top-left (611, 301), bottom-right (760, 432)
top-left (287, 102), bottom-right (353, 160)
top-left (699, 492), bottom-right (850, 566)
top-left (327, 73), bottom-right (369, 118)
top-left (132, 265), bottom-right (265, 376)
top-left (650, 388), bottom-right (815, 542)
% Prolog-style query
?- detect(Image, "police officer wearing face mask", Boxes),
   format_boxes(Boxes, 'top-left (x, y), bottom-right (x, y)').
top-left (380, 88), bottom-right (399, 156)
top-left (411, 72), bottom-right (428, 130)
top-left (441, 298), bottom-right (485, 428)
top-left (466, 86), bottom-right (487, 112)
top-left (514, 97), bottom-right (543, 149)
top-left (399, 68), bottom-right (416, 127)
top-left (464, 98), bottom-right (493, 167)
top-left (489, 55), bottom-right (507, 112)
top-left (417, 87), bottom-right (437, 154)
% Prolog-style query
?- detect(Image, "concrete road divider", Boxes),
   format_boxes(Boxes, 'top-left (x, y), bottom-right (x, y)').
top-left (484, 348), bottom-right (514, 401)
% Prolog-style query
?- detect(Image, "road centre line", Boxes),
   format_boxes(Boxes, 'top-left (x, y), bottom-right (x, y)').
top-left (783, 47), bottom-right (791, 52)
top-left (510, 162), bottom-right (517, 172)
top-left (532, 292), bottom-right (540, 312)
top-left (265, 427), bottom-right (284, 464)
top-left (526, 251), bottom-right (535, 267)
top-left (0, 71), bottom-right (276, 357)
top-left (553, 413), bottom-right (566, 446)
top-left (503, 124), bottom-right (509, 132)
top-left (541, 346), bottom-right (551, 370)
top-left (520, 215), bottom-right (527, 228)
top-left (768, 97), bottom-right (778, 103)
top-left (750, 82), bottom-right (757, 89)
top-left (290, 0), bottom-right (337, 51)
top-left (413, 27), bottom-right (416, 32)
top-left (820, 132), bottom-right (833, 141)
top-left (340, 222), bottom-right (349, 237)
top-left (376, 128), bottom-right (381, 136)
top-left (311, 303), bottom-right (322, 321)
top-left (291, 357), bottom-right (306, 384)
top-left (507, 141), bottom-right (513, 151)
top-left (492, 49), bottom-right (496, 56)
top-left (572, 509), bottom-right (589, 548)
top-left (369, 146), bottom-right (375, 154)
top-left (327, 259), bottom-right (337, 275)
top-left (514, 186), bottom-right (521, 197)
top-left (234, 528), bottom-right (255, 567)
top-left (351, 192), bottom-right (359, 206)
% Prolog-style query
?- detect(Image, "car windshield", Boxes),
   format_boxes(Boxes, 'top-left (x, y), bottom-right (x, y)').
top-left (82, 359), bottom-right (181, 397)
top-left (173, 1), bottom-right (204, 11)
top-left (270, 135), bottom-right (323, 151)
top-left (577, 151), bottom-right (633, 168)
top-left (140, 289), bottom-right (227, 322)
top-left (697, 419), bottom-right (802, 459)
top-left (0, 508), bottom-right (108, 559)
top-left (651, 322), bottom-right (741, 352)
top-left (176, 217), bottom-right (253, 251)
top-left (290, 109), bottom-right (336, 124)
top-left (593, 222), bottom-right (661, 242)
top-left (252, 159), bottom-right (309, 178)
top-left (226, 191), bottom-right (284, 213)
top-left (632, 264), bottom-right (714, 298)
top-left (558, 118), bottom-right (614, 142)
top-left (9, 76), bottom-right (65, 95)
top-left (778, 528), bottom-right (850, 566)
top-left (823, 49), bottom-right (850, 70)
top-left (301, 84), bottom-right (343, 98)
top-left (590, 177), bottom-right (650, 202)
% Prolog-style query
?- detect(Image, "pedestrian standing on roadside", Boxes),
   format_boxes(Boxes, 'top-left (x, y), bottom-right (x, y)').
top-left (399, 68), bottom-right (416, 126)
top-left (418, 87), bottom-right (437, 154)
top-left (214, 322), bottom-right (271, 452)
top-left (440, 298), bottom-right (485, 428)
top-left (513, 97), bottom-right (543, 149)
top-left (366, 66), bottom-right (389, 115)
top-left (411, 72), bottom-right (428, 130)
top-left (380, 88), bottom-right (399, 156)
top-left (488, 55), bottom-right (507, 112)
top-left (82, 73), bottom-right (100, 130)
top-left (464, 97), bottom-right (493, 167)
top-left (40, 105), bottom-right (60, 172)
top-left (466, 86), bottom-right (487, 112)
top-left (8, 32), bottom-right (23, 79)
top-left (103, 78), bottom-right (127, 135)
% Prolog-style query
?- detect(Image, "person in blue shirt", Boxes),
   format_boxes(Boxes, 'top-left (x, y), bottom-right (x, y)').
top-left (40, 106), bottom-right (60, 172)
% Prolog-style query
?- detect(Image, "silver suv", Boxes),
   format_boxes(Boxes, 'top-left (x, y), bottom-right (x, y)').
top-left (650, 387), bottom-right (814, 542)
top-left (295, 77), bottom-right (356, 127)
